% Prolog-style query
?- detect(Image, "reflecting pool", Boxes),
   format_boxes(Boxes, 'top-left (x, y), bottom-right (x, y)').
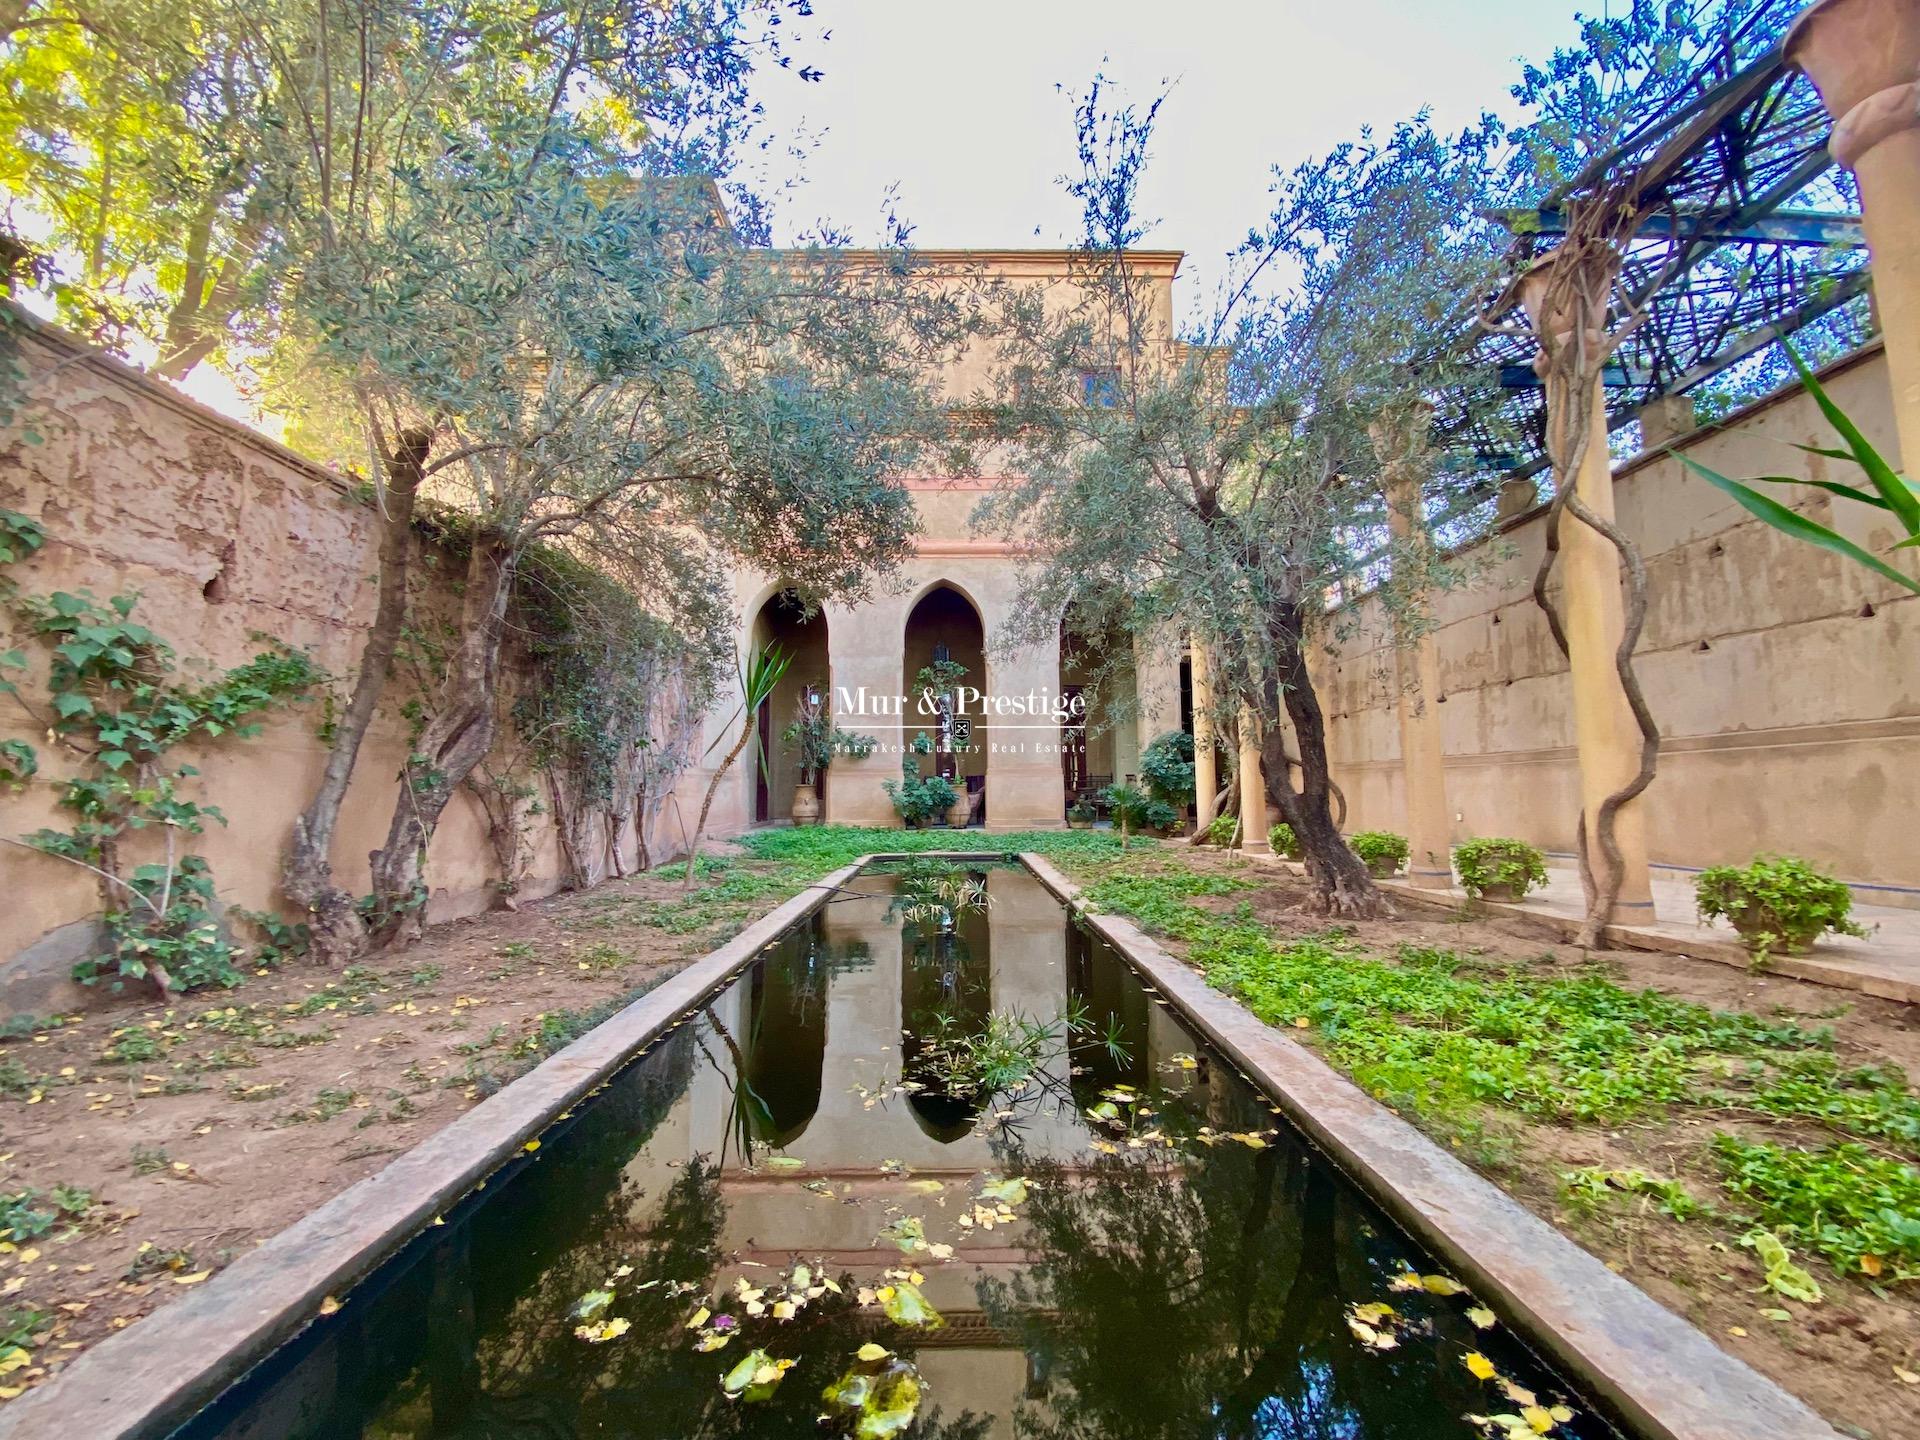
top-left (178, 864), bottom-right (1622, 1440)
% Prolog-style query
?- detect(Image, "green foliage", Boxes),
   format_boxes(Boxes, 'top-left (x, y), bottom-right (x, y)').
top-left (734, 824), bottom-right (1138, 875)
top-left (1679, 348), bottom-right (1920, 596)
top-left (1561, 1166), bottom-right (1705, 1221)
top-left (1081, 867), bottom-right (1828, 1130)
top-left (1348, 831), bottom-right (1409, 868)
top-left (780, 690), bottom-right (876, 787)
top-left (0, 1184), bottom-right (91, 1243)
top-left (1204, 814), bottom-right (1237, 847)
top-left (882, 735), bottom-right (959, 828)
top-left (1715, 1138), bottom-right (1920, 1281)
top-left (0, 543), bottom-right (319, 991)
top-left (1268, 822), bottom-right (1300, 858)
top-left (1137, 730), bottom-right (1195, 811)
top-left (1453, 837), bottom-right (1548, 899)
top-left (915, 1000), bottom-right (1125, 1101)
top-left (1100, 783), bottom-right (1176, 844)
top-left (1695, 854), bottom-right (1868, 960)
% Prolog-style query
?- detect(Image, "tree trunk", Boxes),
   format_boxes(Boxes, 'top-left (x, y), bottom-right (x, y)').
top-left (365, 534), bottom-right (517, 946)
top-left (1261, 606), bottom-right (1391, 919)
top-left (284, 427), bottom-right (432, 963)
top-left (682, 720), bottom-right (755, 892)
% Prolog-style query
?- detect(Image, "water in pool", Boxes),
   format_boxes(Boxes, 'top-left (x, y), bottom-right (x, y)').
top-left (180, 862), bottom-right (1623, 1440)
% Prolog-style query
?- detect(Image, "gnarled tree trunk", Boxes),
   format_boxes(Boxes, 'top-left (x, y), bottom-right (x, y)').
top-left (1260, 604), bottom-right (1390, 919)
top-left (284, 427), bottom-right (432, 963)
top-left (365, 533), bottom-right (517, 947)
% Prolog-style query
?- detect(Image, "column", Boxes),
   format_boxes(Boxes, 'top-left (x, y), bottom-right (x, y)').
top-left (1372, 405), bottom-right (1453, 891)
top-left (824, 594), bottom-right (906, 827)
top-left (985, 635), bottom-right (1066, 829)
top-left (1239, 705), bottom-right (1271, 855)
top-left (1191, 642), bottom-right (1218, 833)
top-left (1520, 253), bottom-right (1655, 921)
top-left (1789, 0), bottom-right (1920, 470)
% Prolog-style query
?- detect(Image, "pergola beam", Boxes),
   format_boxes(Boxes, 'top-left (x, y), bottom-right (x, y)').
top-left (1496, 206), bottom-right (1863, 249)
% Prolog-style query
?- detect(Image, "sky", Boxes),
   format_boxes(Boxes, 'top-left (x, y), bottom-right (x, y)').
top-left (751, 0), bottom-right (1601, 312)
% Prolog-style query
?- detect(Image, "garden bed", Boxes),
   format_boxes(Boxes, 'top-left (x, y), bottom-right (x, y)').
top-left (1071, 846), bottom-right (1920, 1440)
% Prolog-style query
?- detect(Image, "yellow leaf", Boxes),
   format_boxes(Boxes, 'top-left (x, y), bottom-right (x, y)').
top-left (1464, 1351), bottom-right (1497, 1381)
top-left (173, 1270), bottom-right (212, 1285)
top-left (1860, 1254), bottom-right (1885, 1277)
top-left (1523, 1408), bottom-right (1555, 1435)
top-left (856, 1343), bottom-right (890, 1362)
top-left (1421, 1274), bottom-right (1467, 1296)
top-left (1467, 1306), bottom-right (1497, 1329)
top-left (522, 1139), bottom-right (540, 1153)
top-left (317, 1296), bottom-right (342, 1317)
top-left (1893, 1365), bottom-right (1919, 1385)
top-left (685, 1306), bottom-right (711, 1330)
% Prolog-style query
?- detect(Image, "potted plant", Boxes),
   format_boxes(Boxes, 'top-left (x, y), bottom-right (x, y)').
top-left (1205, 813), bottom-right (1238, 847)
top-left (1350, 830), bottom-right (1409, 879)
top-left (1066, 797), bottom-right (1097, 829)
top-left (1453, 837), bottom-right (1547, 902)
top-left (1268, 822), bottom-right (1303, 860)
top-left (780, 692), bottom-right (876, 827)
top-left (883, 733), bottom-right (958, 829)
top-left (1695, 854), bottom-right (1869, 962)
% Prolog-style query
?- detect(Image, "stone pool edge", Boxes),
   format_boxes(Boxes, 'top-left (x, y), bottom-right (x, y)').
top-left (1023, 852), bottom-right (1843, 1440)
top-left (0, 861), bottom-right (868, 1440)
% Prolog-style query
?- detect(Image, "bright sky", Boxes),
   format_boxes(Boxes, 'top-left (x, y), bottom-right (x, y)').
top-left (755, 0), bottom-right (1598, 311)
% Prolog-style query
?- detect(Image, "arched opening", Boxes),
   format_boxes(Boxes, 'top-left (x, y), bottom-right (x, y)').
top-left (750, 589), bottom-right (830, 825)
top-left (1059, 613), bottom-right (1138, 821)
top-left (738, 913), bottom-right (831, 1149)
top-left (901, 583), bottom-right (987, 827)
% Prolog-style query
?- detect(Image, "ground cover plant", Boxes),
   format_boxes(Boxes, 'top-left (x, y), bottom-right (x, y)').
top-left (1066, 847), bottom-right (1920, 1431)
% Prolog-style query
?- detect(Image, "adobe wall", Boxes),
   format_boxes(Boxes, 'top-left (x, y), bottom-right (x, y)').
top-left (1321, 343), bottom-right (1920, 905)
top-left (0, 318), bottom-right (607, 1012)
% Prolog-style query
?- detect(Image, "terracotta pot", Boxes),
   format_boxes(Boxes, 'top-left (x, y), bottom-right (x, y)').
top-left (946, 788), bottom-right (971, 829)
top-left (1366, 856), bottom-right (1401, 879)
top-left (1475, 881), bottom-right (1525, 904)
top-left (1730, 906), bottom-right (1815, 957)
top-left (791, 782), bottom-right (821, 827)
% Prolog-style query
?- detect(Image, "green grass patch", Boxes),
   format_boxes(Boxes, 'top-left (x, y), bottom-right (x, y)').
top-left (1080, 861), bottom-right (1920, 1283)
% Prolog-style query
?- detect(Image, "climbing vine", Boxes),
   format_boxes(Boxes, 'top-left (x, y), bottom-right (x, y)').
top-left (0, 509), bottom-right (321, 994)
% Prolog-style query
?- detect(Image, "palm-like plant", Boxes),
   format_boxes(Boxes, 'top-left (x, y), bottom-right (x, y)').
top-left (1680, 348), bottom-right (1919, 595)
top-left (680, 643), bottom-right (791, 891)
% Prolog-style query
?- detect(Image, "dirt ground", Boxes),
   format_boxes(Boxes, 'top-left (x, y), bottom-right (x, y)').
top-left (0, 847), bottom-right (771, 1405)
top-left (1164, 847), bottom-right (1920, 1440)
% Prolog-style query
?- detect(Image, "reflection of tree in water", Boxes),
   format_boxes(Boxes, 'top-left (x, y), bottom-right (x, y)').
top-left (353, 1155), bottom-right (993, 1440)
top-left (900, 900), bottom-right (994, 1142)
top-left (982, 1094), bottom-right (1594, 1440)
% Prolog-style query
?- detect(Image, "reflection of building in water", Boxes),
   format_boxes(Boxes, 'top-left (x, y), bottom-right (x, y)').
top-left (619, 868), bottom-right (1203, 1438)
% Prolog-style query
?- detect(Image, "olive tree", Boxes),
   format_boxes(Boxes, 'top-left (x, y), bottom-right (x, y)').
top-left (976, 83), bottom-right (1502, 917)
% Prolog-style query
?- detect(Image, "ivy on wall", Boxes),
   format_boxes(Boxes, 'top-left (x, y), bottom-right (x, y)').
top-left (0, 509), bottom-right (321, 994)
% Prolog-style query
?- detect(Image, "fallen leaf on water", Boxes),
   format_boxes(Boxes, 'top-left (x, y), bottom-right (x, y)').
top-left (822, 1353), bottom-right (923, 1438)
top-left (878, 1281), bottom-right (944, 1331)
top-left (905, 1180), bottom-right (944, 1195)
top-left (879, 1217), bottom-right (926, 1254)
top-left (1466, 1306), bottom-right (1496, 1330)
top-left (720, 1349), bottom-right (793, 1402)
top-left (572, 1289), bottom-right (615, 1321)
top-left (978, 1177), bottom-right (1028, 1206)
top-left (856, 1343), bottom-right (891, 1362)
top-left (574, 1318), bottom-right (630, 1343)
top-left (685, 1305), bottom-right (711, 1330)
top-left (317, 1296), bottom-right (342, 1317)
top-left (1463, 1351), bottom-right (1497, 1381)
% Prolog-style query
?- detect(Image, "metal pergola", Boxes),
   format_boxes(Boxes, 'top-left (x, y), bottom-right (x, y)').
top-left (1439, 0), bottom-right (1871, 499)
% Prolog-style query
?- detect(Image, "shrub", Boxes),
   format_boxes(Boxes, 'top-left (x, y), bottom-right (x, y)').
top-left (1101, 784), bottom-right (1175, 847)
top-left (1205, 813), bottom-right (1237, 846)
top-left (1348, 831), bottom-right (1408, 873)
top-left (881, 733), bottom-right (959, 828)
top-left (1695, 855), bottom-right (1868, 960)
top-left (1268, 822), bottom-right (1300, 858)
top-left (1138, 731), bottom-right (1195, 811)
top-left (1453, 837), bottom-right (1548, 900)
